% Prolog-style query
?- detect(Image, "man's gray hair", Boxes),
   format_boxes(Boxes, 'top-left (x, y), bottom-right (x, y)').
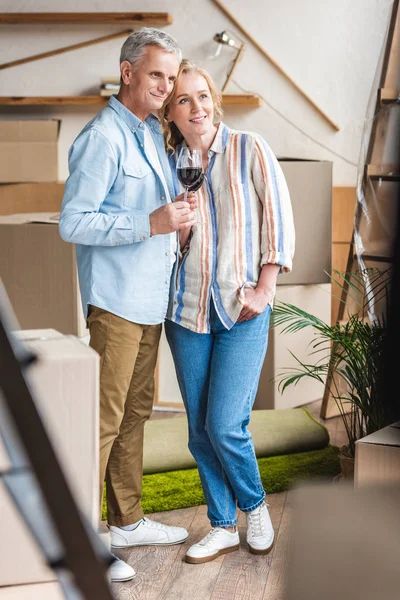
top-left (120, 27), bottom-right (182, 67)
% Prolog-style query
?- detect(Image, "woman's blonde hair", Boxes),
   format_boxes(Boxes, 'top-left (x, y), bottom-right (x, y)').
top-left (159, 59), bottom-right (223, 153)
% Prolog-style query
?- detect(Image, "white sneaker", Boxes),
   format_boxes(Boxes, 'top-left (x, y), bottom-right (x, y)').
top-left (109, 518), bottom-right (188, 548)
top-left (185, 528), bottom-right (240, 564)
top-left (246, 502), bottom-right (274, 554)
top-left (109, 555), bottom-right (136, 582)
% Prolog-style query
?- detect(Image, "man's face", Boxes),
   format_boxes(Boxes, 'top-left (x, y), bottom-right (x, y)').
top-left (121, 45), bottom-right (180, 120)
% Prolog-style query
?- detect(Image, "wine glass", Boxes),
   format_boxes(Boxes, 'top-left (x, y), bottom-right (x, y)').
top-left (176, 147), bottom-right (204, 224)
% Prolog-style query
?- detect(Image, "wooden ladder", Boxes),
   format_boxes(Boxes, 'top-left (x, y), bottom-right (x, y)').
top-left (321, 0), bottom-right (400, 418)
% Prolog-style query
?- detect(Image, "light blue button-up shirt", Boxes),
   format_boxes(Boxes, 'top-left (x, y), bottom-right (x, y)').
top-left (59, 95), bottom-right (177, 325)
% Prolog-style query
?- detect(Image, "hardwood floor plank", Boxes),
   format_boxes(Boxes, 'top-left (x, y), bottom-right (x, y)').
top-left (111, 506), bottom-right (198, 600)
top-left (210, 492), bottom-right (287, 600)
top-left (261, 491), bottom-right (292, 600)
top-left (158, 504), bottom-right (224, 600)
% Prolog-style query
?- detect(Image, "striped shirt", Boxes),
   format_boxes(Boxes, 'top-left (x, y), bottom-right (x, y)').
top-left (167, 122), bottom-right (295, 334)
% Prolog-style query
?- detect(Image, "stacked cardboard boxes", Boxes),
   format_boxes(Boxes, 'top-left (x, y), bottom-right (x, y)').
top-left (0, 213), bottom-right (86, 336)
top-left (0, 120), bottom-right (60, 184)
top-left (0, 329), bottom-right (100, 592)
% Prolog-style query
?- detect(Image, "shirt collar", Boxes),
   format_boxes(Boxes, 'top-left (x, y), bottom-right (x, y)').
top-left (209, 121), bottom-right (229, 154)
top-left (108, 95), bottom-right (160, 133)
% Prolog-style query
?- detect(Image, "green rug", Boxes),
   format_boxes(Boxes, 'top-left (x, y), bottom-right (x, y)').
top-left (102, 445), bottom-right (340, 518)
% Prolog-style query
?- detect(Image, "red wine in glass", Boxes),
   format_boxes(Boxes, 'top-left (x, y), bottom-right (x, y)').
top-left (177, 167), bottom-right (203, 189)
top-left (188, 172), bottom-right (205, 192)
top-left (176, 147), bottom-right (204, 224)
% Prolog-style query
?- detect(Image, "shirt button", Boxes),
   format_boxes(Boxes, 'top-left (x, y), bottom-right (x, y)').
top-left (139, 123), bottom-right (144, 128)
top-left (140, 236), bottom-right (145, 241)
top-left (165, 251), bottom-right (169, 256)
top-left (165, 280), bottom-right (169, 285)
top-left (161, 196), bottom-right (165, 200)
top-left (140, 143), bottom-right (143, 147)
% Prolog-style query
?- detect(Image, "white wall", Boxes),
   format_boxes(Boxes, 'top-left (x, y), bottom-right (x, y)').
top-left (0, 0), bottom-right (394, 185)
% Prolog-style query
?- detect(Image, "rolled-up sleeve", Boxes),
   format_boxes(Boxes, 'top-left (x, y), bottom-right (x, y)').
top-left (59, 129), bottom-right (150, 246)
top-left (251, 135), bottom-right (295, 272)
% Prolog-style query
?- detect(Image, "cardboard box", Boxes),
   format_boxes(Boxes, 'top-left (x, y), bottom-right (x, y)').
top-left (0, 182), bottom-right (64, 216)
top-left (0, 120), bottom-right (60, 183)
top-left (0, 583), bottom-right (64, 599)
top-left (354, 421), bottom-right (400, 487)
top-left (0, 213), bottom-right (86, 336)
top-left (0, 330), bottom-right (99, 586)
top-left (155, 284), bottom-right (331, 410)
top-left (279, 159), bottom-right (332, 285)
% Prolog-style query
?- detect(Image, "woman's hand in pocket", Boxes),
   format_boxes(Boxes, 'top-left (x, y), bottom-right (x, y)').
top-left (237, 287), bottom-right (273, 322)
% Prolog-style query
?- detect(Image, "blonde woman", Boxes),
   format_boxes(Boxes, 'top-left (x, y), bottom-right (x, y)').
top-left (160, 61), bottom-right (295, 564)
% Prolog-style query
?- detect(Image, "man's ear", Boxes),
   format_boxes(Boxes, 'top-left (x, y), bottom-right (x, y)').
top-left (120, 61), bottom-right (132, 85)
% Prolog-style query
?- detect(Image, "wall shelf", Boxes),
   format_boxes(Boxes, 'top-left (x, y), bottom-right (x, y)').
top-left (379, 88), bottom-right (400, 104)
top-left (0, 94), bottom-right (262, 108)
top-left (0, 13), bottom-right (173, 25)
top-left (367, 164), bottom-right (400, 181)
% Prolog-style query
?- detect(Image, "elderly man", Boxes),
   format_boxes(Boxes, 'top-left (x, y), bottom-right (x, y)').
top-left (59, 28), bottom-right (194, 582)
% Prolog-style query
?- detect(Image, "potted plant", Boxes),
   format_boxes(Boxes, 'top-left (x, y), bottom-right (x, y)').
top-left (271, 267), bottom-right (391, 478)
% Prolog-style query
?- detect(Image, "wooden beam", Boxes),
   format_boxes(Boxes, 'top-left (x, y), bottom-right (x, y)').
top-left (0, 94), bottom-right (262, 107)
top-left (0, 30), bottom-right (132, 71)
top-left (0, 12), bottom-right (172, 25)
top-left (212, 0), bottom-right (340, 131)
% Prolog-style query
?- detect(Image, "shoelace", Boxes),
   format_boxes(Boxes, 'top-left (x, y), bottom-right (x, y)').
top-left (248, 506), bottom-right (266, 537)
top-left (141, 518), bottom-right (172, 530)
top-left (198, 528), bottom-right (225, 548)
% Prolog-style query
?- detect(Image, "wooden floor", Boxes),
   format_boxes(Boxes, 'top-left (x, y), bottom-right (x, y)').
top-left (111, 400), bottom-right (346, 600)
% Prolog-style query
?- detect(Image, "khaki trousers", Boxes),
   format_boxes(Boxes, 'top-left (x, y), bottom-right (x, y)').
top-left (87, 306), bottom-right (161, 526)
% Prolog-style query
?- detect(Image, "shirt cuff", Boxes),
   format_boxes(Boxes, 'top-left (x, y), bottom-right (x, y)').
top-left (132, 215), bottom-right (151, 243)
top-left (260, 251), bottom-right (292, 273)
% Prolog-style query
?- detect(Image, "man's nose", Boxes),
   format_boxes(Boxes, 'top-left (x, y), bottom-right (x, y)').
top-left (158, 77), bottom-right (171, 93)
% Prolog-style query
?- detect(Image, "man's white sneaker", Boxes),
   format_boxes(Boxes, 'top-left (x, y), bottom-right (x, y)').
top-left (246, 502), bottom-right (274, 554)
top-left (110, 518), bottom-right (188, 548)
top-left (185, 528), bottom-right (240, 564)
top-left (109, 555), bottom-right (136, 582)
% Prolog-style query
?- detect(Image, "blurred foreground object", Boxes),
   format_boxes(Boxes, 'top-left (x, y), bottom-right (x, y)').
top-left (285, 483), bottom-right (400, 600)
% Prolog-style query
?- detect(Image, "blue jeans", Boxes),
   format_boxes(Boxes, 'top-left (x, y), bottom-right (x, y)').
top-left (165, 301), bottom-right (271, 527)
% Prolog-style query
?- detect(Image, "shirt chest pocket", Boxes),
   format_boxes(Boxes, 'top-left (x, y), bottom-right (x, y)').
top-left (123, 163), bottom-right (153, 210)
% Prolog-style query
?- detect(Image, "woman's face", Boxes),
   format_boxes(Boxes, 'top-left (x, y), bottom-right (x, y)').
top-left (167, 72), bottom-right (215, 139)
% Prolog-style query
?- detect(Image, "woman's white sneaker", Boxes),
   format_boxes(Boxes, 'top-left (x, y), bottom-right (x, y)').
top-left (110, 518), bottom-right (188, 547)
top-left (185, 528), bottom-right (240, 564)
top-left (109, 555), bottom-right (136, 582)
top-left (246, 502), bottom-right (274, 554)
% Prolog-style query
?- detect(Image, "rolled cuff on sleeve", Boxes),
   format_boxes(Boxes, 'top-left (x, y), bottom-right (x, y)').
top-left (260, 251), bottom-right (292, 273)
top-left (132, 214), bottom-right (151, 243)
